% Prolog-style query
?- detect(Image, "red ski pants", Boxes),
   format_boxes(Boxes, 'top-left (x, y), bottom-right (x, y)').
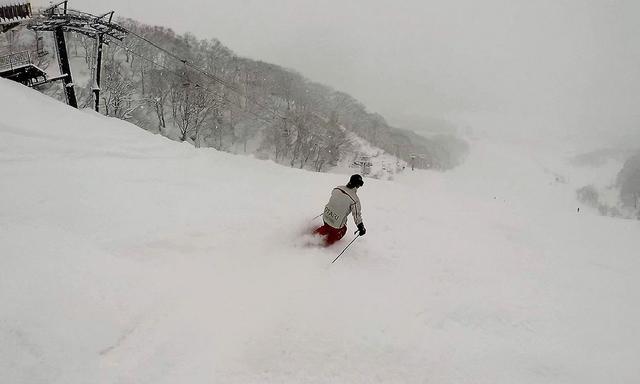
top-left (314, 222), bottom-right (347, 245)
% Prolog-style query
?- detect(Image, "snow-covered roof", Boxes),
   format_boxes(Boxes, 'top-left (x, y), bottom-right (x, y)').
top-left (0, 1), bottom-right (31, 25)
top-left (0, 1), bottom-right (29, 6)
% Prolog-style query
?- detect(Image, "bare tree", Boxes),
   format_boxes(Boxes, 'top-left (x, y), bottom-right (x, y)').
top-left (146, 68), bottom-right (170, 130)
top-left (101, 60), bottom-right (139, 119)
top-left (170, 78), bottom-right (216, 142)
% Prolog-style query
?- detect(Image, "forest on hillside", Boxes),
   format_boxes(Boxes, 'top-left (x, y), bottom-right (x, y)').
top-left (3, 17), bottom-right (468, 172)
top-left (574, 149), bottom-right (640, 219)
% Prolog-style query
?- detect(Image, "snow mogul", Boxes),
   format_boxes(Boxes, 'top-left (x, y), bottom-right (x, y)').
top-left (314, 174), bottom-right (367, 245)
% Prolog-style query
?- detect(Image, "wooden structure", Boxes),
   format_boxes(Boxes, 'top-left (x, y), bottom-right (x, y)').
top-left (0, 2), bottom-right (49, 86)
top-left (0, 50), bottom-right (47, 85)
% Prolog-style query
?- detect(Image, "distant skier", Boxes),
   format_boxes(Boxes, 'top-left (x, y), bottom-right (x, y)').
top-left (314, 174), bottom-right (366, 245)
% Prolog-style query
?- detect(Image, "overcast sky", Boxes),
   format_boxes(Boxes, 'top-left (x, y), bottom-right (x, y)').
top-left (33, 0), bottom-right (640, 141)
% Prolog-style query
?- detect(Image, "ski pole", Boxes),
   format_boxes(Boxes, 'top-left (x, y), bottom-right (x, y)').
top-left (332, 233), bottom-right (360, 264)
top-left (310, 213), bottom-right (323, 221)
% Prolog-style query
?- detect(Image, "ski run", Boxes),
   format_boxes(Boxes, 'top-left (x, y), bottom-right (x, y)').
top-left (1, 79), bottom-right (640, 383)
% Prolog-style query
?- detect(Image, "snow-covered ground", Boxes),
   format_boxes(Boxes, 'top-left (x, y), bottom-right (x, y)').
top-left (1, 78), bottom-right (639, 383)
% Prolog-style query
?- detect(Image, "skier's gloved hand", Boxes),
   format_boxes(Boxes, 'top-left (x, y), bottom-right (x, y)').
top-left (357, 223), bottom-right (366, 236)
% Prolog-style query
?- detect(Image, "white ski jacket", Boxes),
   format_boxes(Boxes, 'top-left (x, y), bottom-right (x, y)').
top-left (323, 186), bottom-right (363, 229)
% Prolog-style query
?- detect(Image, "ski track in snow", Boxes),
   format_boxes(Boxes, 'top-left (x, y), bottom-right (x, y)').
top-left (1, 79), bottom-right (640, 383)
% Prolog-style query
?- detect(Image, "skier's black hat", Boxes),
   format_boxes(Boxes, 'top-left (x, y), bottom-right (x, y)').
top-left (348, 174), bottom-right (364, 188)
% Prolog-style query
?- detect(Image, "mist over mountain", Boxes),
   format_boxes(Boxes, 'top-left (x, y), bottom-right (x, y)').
top-left (36, 0), bottom-right (639, 148)
top-left (4, 14), bottom-right (468, 172)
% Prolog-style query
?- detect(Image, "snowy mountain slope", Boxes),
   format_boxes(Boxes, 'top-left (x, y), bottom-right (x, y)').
top-left (333, 130), bottom-right (407, 180)
top-left (1, 79), bottom-right (640, 383)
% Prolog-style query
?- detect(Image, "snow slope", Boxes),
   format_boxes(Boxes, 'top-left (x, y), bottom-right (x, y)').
top-left (1, 79), bottom-right (639, 383)
top-left (335, 130), bottom-right (408, 180)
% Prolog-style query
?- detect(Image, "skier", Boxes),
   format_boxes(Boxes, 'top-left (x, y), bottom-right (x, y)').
top-left (314, 174), bottom-right (366, 245)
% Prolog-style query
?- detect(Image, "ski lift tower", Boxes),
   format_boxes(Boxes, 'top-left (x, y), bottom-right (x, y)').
top-left (409, 153), bottom-right (430, 170)
top-left (409, 154), bottom-right (417, 171)
top-left (353, 155), bottom-right (373, 176)
top-left (28, 1), bottom-right (127, 110)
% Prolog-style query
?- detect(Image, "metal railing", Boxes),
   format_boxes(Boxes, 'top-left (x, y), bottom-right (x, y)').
top-left (0, 50), bottom-right (32, 72)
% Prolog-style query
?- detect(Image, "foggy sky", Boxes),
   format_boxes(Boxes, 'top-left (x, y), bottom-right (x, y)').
top-left (33, 0), bottom-right (640, 141)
